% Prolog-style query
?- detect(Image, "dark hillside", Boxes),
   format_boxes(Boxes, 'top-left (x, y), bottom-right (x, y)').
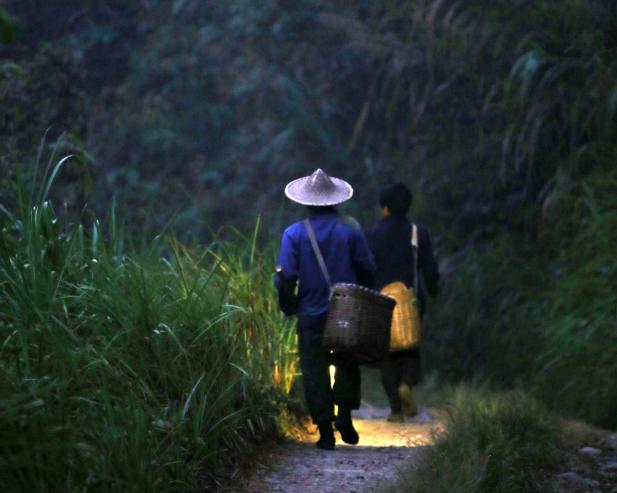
top-left (2, 1), bottom-right (616, 238)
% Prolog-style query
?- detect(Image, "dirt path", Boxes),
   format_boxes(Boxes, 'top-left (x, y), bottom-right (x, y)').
top-left (236, 402), bottom-right (442, 493)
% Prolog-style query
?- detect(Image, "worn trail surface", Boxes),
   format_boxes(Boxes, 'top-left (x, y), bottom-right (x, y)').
top-left (237, 403), bottom-right (442, 493)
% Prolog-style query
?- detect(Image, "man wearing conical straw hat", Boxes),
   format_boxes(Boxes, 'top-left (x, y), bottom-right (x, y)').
top-left (275, 169), bottom-right (376, 450)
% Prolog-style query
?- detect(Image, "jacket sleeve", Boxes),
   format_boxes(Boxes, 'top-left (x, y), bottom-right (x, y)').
top-left (275, 229), bottom-right (299, 316)
top-left (351, 228), bottom-right (376, 288)
top-left (418, 226), bottom-right (439, 297)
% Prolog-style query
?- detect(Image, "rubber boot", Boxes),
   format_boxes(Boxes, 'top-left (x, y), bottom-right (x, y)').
top-left (334, 409), bottom-right (359, 445)
top-left (316, 421), bottom-right (335, 450)
top-left (387, 412), bottom-right (404, 423)
top-left (399, 383), bottom-right (418, 417)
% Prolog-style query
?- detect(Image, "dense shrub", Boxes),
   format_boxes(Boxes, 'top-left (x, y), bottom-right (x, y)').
top-left (0, 162), bottom-right (297, 491)
top-left (424, 165), bottom-right (617, 429)
top-left (533, 167), bottom-right (617, 428)
top-left (390, 385), bottom-right (558, 493)
top-left (423, 236), bottom-right (548, 386)
top-left (1, 0), bottom-right (615, 433)
top-left (2, 1), bottom-right (615, 238)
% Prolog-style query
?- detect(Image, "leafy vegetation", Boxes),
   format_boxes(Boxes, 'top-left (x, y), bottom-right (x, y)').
top-left (2, 0), bottom-right (612, 237)
top-left (0, 155), bottom-right (297, 491)
top-left (426, 163), bottom-right (617, 429)
top-left (532, 167), bottom-right (617, 427)
top-left (0, 1), bottom-right (616, 489)
top-left (0, 7), bottom-right (18, 45)
top-left (389, 385), bottom-right (558, 493)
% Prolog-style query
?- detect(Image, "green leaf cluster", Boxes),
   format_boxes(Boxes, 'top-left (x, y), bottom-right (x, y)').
top-left (0, 153), bottom-right (297, 491)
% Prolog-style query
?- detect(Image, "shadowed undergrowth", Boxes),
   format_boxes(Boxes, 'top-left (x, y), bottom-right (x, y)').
top-left (390, 385), bottom-right (558, 493)
top-left (0, 158), bottom-right (297, 492)
top-left (425, 165), bottom-right (617, 430)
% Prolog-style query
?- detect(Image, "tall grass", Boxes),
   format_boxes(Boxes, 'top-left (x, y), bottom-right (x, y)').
top-left (424, 165), bottom-right (617, 429)
top-left (533, 167), bottom-right (617, 428)
top-left (424, 235), bottom-right (548, 386)
top-left (0, 156), bottom-right (297, 491)
top-left (390, 385), bottom-right (558, 493)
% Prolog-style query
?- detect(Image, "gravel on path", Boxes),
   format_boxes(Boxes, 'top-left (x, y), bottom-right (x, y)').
top-left (236, 403), bottom-right (442, 493)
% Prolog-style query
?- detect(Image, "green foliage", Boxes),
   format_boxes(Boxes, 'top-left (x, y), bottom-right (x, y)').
top-left (0, 7), bottom-right (18, 45)
top-left (80, 0), bottom-right (334, 234)
top-left (503, 0), bottom-right (617, 184)
top-left (2, 0), bottom-right (616, 436)
top-left (424, 237), bottom-right (547, 386)
top-left (0, 157), bottom-right (297, 491)
top-left (533, 167), bottom-right (617, 428)
top-left (390, 385), bottom-right (558, 493)
top-left (338, 0), bottom-right (617, 243)
top-left (2, 0), bottom-right (616, 239)
top-left (424, 165), bottom-right (617, 429)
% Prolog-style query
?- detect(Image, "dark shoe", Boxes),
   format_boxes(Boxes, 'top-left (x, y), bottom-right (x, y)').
top-left (387, 412), bottom-right (404, 423)
top-left (316, 421), bottom-right (335, 450)
top-left (316, 435), bottom-right (335, 450)
top-left (399, 383), bottom-right (418, 417)
top-left (335, 415), bottom-right (359, 445)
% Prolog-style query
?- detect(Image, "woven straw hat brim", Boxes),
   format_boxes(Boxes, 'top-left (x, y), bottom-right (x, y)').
top-left (285, 176), bottom-right (354, 206)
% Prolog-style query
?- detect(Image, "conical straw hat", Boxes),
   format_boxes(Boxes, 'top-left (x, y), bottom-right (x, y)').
top-left (284, 169), bottom-right (353, 206)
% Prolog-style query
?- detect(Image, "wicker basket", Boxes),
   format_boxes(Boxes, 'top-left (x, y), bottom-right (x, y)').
top-left (322, 283), bottom-right (396, 364)
top-left (381, 281), bottom-right (422, 351)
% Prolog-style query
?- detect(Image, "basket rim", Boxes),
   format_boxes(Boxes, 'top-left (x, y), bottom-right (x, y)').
top-left (331, 282), bottom-right (396, 304)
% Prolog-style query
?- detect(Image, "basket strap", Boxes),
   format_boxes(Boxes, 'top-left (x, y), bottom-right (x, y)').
top-left (411, 223), bottom-right (419, 292)
top-left (304, 219), bottom-right (332, 287)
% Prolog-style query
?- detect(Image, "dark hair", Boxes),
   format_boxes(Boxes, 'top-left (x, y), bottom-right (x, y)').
top-left (306, 205), bottom-right (336, 214)
top-left (379, 183), bottom-right (412, 215)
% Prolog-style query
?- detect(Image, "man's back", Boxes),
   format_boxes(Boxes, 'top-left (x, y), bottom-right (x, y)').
top-left (275, 169), bottom-right (369, 450)
top-left (278, 209), bottom-right (375, 325)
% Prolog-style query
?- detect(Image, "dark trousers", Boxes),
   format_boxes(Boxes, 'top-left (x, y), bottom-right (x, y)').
top-left (380, 348), bottom-right (421, 413)
top-left (298, 322), bottom-right (361, 424)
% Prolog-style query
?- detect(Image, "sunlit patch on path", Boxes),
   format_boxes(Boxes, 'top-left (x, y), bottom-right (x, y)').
top-left (236, 403), bottom-right (442, 493)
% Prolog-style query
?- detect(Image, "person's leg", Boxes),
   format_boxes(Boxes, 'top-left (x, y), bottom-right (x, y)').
top-left (380, 353), bottom-right (404, 421)
top-left (331, 352), bottom-right (360, 444)
top-left (331, 353), bottom-right (361, 411)
top-left (399, 349), bottom-right (421, 417)
top-left (298, 328), bottom-right (335, 449)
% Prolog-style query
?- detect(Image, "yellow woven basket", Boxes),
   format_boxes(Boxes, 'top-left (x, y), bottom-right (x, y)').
top-left (381, 281), bottom-right (421, 351)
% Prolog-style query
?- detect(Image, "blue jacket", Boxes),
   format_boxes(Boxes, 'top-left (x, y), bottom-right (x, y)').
top-left (275, 209), bottom-right (376, 330)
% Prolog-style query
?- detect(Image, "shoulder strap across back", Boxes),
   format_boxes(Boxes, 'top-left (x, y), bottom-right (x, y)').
top-left (304, 218), bottom-right (332, 287)
top-left (411, 223), bottom-right (419, 292)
